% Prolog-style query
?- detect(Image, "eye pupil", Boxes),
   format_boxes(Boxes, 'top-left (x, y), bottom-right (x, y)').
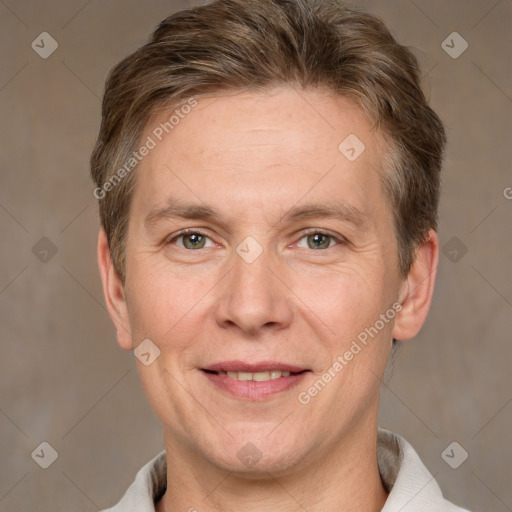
top-left (307, 233), bottom-right (330, 250)
top-left (184, 233), bottom-right (205, 249)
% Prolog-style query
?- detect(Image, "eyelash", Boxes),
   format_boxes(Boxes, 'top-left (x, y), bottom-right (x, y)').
top-left (166, 228), bottom-right (346, 250)
top-left (296, 228), bottom-right (346, 249)
top-left (167, 229), bottom-right (217, 249)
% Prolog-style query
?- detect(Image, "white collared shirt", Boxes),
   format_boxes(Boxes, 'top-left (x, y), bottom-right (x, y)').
top-left (101, 428), bottom-right (471, 511)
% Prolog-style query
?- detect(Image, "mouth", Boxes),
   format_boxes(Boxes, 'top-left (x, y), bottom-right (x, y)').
top-left (200, 361), bottom-right (311, 400)
top-left (202, 368), bottom-right (308, 381)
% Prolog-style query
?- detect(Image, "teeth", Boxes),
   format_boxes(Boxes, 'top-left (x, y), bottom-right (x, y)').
top-left (220, 370), bottom-right (291, 381)
top-left (253, 371), bottom-right (270, 381)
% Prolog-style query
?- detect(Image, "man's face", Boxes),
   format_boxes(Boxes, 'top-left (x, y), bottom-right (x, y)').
top-left (121, 88), bottom-right (406, 473)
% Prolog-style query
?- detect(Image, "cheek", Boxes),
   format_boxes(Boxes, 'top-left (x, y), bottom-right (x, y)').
top-left (124, 257), bottom-right (229, 371)
top-left (124, 263), bottom-right (203, 343)
top-left (294, 263), bottom-right (393, 339)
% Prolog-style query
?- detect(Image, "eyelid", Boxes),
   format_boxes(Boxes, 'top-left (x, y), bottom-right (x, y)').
top-left (166, 228), bottom-right (217, 247)
top-left (165, 228), bottom-right (347, 249)
top-left (293, 228), bottom-right (347, 248)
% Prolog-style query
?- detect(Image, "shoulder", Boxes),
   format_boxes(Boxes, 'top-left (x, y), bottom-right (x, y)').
top-left (100, 451), bottom-right (167, 512)
top-left (377, 428), bottom-right (472, 512)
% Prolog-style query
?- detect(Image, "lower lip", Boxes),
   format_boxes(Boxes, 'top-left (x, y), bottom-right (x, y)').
top-left (201, 370), bottom-right (310, 400)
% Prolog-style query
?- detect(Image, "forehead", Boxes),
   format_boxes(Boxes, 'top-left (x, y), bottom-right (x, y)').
top-left (133, 87), bottom-right (389, 224)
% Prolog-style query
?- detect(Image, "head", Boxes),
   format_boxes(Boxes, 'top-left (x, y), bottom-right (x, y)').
top-left (92, 0), bottom-right (445, 475)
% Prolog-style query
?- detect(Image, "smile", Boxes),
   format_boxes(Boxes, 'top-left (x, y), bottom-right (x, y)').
top-left (205, 369), bottom-right (298, 381)
top-left (201, 362), bottom-right (310, 400)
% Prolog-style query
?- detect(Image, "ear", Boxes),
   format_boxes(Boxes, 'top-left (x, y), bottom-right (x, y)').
top-left (97, 228), bottom-right (133, 350)
top-left (392, 229), bottom-right (439, 341)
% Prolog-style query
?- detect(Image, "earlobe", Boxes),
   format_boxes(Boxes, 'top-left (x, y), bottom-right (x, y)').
top-left (97, 229), bottom-right (134, 350)
top-left (392, 230), bottom-right (439, 341)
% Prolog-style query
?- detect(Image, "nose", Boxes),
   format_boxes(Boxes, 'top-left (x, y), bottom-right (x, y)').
top-left (213, 246), bottom-right (294, 336)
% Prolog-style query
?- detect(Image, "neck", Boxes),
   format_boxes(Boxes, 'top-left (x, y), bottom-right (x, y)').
top-left (156, 420), bottom-right (388, 512)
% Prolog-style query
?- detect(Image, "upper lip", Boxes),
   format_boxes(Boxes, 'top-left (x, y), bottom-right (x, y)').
top-left (202, 361), bottom-right (308, 373)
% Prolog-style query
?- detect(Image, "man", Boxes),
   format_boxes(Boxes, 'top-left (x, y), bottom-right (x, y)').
top-left (91, 0), bottom-right (470, 510)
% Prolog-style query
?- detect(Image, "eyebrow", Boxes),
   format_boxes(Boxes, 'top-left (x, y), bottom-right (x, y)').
top-left (278, 201), bottom-right (369, 230)
top-left (144, 198), bottom-right (369, 231)
top-left (144, 200), bottom-right (223, 230)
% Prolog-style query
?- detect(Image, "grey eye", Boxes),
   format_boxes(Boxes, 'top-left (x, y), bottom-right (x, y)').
top-left (178, 233), bottom-right (209, 250)
top-left (308, 233), bottom-right (330, 249)
top-left (296, 232), bottom-right (336, 250)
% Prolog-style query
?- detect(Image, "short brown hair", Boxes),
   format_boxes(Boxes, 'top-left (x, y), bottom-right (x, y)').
top-left (90, 0), bottom-right (446, 282)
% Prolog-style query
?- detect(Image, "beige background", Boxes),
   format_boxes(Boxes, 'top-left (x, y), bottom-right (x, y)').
top-left (1, 0), bottom-right (511, 511)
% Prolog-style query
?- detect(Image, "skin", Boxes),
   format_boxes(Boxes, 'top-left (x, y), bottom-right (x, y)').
top-left (98, 87), bottom-right (438, 512)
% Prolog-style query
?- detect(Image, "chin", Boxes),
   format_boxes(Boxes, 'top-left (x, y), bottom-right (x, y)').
top-left (200, 429), bottom-right (310, 477)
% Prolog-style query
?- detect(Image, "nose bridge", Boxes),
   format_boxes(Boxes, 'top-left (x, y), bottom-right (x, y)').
top-left (232, 245), bottom-right (274, 296)
top-left (214, 238), bottom-right (293, 333)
